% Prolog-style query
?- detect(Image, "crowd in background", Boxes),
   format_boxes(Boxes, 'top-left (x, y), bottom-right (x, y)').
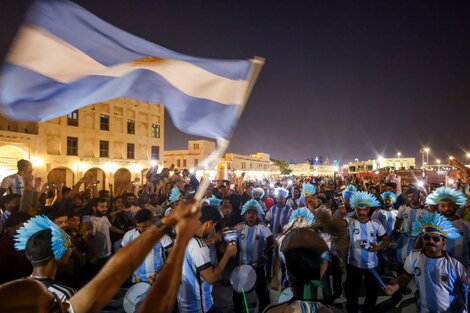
top-left (1, 158), bottom-right (470, 313)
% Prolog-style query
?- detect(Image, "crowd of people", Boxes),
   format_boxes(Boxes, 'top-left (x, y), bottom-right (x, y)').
top-left (1, 158), bottom-right (470, 313)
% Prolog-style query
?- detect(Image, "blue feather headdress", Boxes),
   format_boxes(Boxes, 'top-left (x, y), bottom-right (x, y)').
top-left (240, 199), bottom-right (265, 216)
top-left (288, 208), bottom-right (316, 224)
top-left (274, 187), bottom-right (289, 199)
top-left (411, 212), bottom-right (461, 239)
top-left (342, 184), bottom-right (357, 200)
top-left (425, 187), bottom-right (467, 207)
top-left (169, 187), bottom-right (183, 203)
top-left (301, 183), bottom-right (317, 198)
top-left (380, 191), bottom-right (397, 204)
top-left (350, 191), bottom-right (381, 209)
top-left (15, 215), bottom-right (71, 261)
top-left (252, 187), bottom-right (265, 199)
top-left (208, 196), bottom-right (222, 207)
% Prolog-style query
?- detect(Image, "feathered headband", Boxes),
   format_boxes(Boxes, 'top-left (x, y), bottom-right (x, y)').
top-left (350, 191), bottom-right (381, 209)
top-left (274, 187), bottom-right (289, 199)
top-left (252, 187), bottom-right (265, 199)
top-left (411, 212), bottom-right (461, 239)
top-left (380, 191), bottom-right (397, 204)
top-left (240, 199), bottom-right (265, 216)
top-left (288, 208), bottom-right (316, 225)
top-left (342, 184), bottom-right (357, 200)
top-left (425, 187), bottom-right (467, 207)
top-left (15, 215), bottom-right (71, 261)
top-left (301, 183), bottom-right (317, 198)
top-left (169, 187), bottom-right (183, 204)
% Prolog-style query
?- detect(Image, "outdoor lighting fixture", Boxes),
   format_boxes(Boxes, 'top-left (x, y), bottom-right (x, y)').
top-left (397, 152), bottom-right (401, 158)
top-left (30, 156), bottom-right (43, 167)
top-left (313, 170), bottom-right (319, 177)
top-left (449, 156), bottom-right (454, 160)
top-left (436, 159), bottom-right (441, 164)
top-left (287, 179), bottom-right (293, 186)
top-left (417, 180), bottom-right (424, 187)
top-left (189, 168), bottom-right (195, 174)
top-left (150, 160), bottom-right (157, 167)
top-left (466, 153), bottom-right (470, 158)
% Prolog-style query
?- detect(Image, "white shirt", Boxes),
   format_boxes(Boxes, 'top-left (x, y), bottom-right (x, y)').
top-left (404, 250), bottom-right (470, 313)
top-left (0, 173), bottom-right (24, 195)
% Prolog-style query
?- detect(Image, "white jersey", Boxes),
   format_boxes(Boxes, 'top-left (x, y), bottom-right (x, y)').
top-left (404, 250), bottom-right (470, 313)
top-left (0, 173), bottom-right (23, 195)
top-left (178, 237), bottom-right (214, 313)
top-left (235, 222), bottom-right (272, 266)
top-left (446, 218), bottom-right (470, 265)
top-left (371, 208), bottom-right (398, 236)
top-left (121, 229), bottom-right (173, 283)
top-left (347, 218), bottom-right (386, 269)
top-left (396, 205), bottom-right (426, 235)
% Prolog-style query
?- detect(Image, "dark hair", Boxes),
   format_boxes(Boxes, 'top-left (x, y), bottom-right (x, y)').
top-left (98, 190), bottom-right (109, 197)
top-left (46, 208), bottom-right (69, 222)
top-left (113, 196), bottom-right (122, 203)
top-left (4, 212), bottom-right (30, 229)
top-left (97, 197), bottom-right (108, 205)
top-left (17, 159), bottom-right (31, 172)
top-left (2, 193), bottom-right (21, 204)
top-left (284, 247), bottom-right (323, 286)
top-left (200, 205), bottom-right (222, 224)
top-left (385, 182), bottom-right (397, 189)
top-left (123, 193), bottom-right (135, 199)
top-left (25, 229), bottom-right (54, 266)
top-left (135, 209), bottom-right (152, 223)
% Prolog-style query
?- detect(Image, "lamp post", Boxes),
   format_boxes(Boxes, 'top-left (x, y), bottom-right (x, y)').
top-left (397, 152), bottom-right (401, 158)
top-left (424, 147), bottom-right (430, 169)
top-left (436, 159), bottom-right (441, 171)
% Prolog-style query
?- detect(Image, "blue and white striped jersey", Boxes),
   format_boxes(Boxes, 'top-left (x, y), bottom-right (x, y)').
top-left (404, 250), bottom-right (470, 313)
top-left (178, 237), bottom-right (214, 313)
top-left (445, 218), bottom-right (470, 265)
top-left (265, 205), bottom-right (293, 236)
top-left (371, 209), bottom-right (398, 236)
top-left (121, 229), bottom-right (173, 283)
top-left (396, 205), bottom-right (426, 235)
top-left (235, 223), bottom-right (272, 266)
top-left (347, 218), bottom-right (386, 269)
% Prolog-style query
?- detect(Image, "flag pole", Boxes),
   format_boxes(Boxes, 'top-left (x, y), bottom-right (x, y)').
top-left (191, 57), bottom-right (265, 212)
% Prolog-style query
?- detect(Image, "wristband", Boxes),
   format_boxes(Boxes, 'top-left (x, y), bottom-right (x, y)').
top-left (156, 220), bottom-right (172, 234)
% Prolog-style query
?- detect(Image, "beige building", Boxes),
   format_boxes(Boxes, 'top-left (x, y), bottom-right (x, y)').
top-left (347, 157), bottom-right (416, 174)
top-left (0, 98), bottom-right (164, 193)
top-left (163, 140), bottom-right (216, 169)
top-left (289, 162), bottom-right (339, 177)
top-left (164, 140), bottom-right (274, 180)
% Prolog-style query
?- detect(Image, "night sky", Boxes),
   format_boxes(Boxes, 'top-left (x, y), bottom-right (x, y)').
top-left (2, 0), bottom-right (470, 164)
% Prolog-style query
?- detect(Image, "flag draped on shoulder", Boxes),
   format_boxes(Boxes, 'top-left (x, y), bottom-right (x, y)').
top-left (0, 0), bottom-right (263, 140)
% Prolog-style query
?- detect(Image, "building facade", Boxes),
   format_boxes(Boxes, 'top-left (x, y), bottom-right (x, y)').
top-left (0, 98), bottom-right (164, 193)
top-left (164, 141), bottom-right (274, 180)
top-left (347, 157), bottom-right (416, 174)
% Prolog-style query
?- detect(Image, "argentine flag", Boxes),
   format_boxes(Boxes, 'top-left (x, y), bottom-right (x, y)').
top-left (0, 0), bottom-right (263, 140)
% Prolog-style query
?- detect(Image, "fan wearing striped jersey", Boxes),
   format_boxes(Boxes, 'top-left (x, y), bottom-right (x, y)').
top-left (386, 212), bottom-right (470, 313)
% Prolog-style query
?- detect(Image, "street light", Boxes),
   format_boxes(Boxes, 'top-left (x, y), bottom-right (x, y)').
top-left (466, 153), bottom-right (470, 159)
top-left (397, 152), bottom-right (401, 158)
top-left (424, 148), bottom-right (430, 167)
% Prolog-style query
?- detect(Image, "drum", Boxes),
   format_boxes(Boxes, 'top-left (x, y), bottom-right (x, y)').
top-left (230, 264), bottom-right (257, 293)
top-left (123, 282), bottom-right (151, 313)
top-left (223, 228), bottom-right (238, 243)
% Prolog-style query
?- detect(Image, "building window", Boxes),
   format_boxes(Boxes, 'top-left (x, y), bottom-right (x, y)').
top-left (127, 143), bottom-right (135, 159)
top-left (193, 143), bottom-right (199, 150)
top-left (242, 162), bottom-right (246, 169)
top-left (100, 140), bottom-right (109, 158)
top-left (100, 114), bottom-right (109, 130)
top-left (67, 137), bottom-right (78, 156)
top-left (183, 159), bottom-right (187, 167)
top-left (194, 159), bottom-right (198, 166)
top-left (67, 110), bottom-right (79, 126)
top-left (151, 146), bottom-right (159, 160)
top-left (127, 119), bottom-right (135, 134)
top-left (151, 124), bottom-right (160, 138)
top-left (177, 160), bottom-right (181, 168)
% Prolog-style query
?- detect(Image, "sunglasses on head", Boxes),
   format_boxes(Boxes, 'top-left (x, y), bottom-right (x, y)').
top-left (422, 234), bottom-right (442, 242)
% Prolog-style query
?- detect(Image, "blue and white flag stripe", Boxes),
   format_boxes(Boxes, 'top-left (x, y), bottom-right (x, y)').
top-left (0, 0), bottom-right (263, 140)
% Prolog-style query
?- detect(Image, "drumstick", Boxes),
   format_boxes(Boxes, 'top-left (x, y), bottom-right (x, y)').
top-left (369, 268), bottom-right (386, 289)
top-left (241, 288), bottom-right (249, 313)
